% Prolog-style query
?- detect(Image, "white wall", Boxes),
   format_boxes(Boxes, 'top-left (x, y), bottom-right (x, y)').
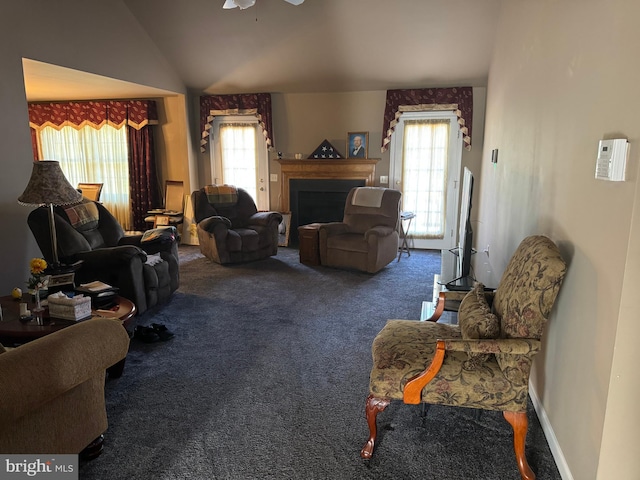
top-left (0, 0), bottom-right (187, 292)
top-left (478, 1), bottom-right (640, 478)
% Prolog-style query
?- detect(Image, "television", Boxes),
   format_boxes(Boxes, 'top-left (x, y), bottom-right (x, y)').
top-left (445, 167), bottom-right (475, 290)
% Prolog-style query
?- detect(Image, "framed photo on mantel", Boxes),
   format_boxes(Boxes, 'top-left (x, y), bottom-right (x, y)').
top-left (347, 132), bottom-right (368, 158)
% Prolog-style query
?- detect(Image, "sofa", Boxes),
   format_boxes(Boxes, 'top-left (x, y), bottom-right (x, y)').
top-left (0, 318), bottom-right (130, 455)
top-left (28, 199), bottom-right (179, 314)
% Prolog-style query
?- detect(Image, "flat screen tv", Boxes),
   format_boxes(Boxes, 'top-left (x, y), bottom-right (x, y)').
top-left (445, 167), bottom-right (475, 290)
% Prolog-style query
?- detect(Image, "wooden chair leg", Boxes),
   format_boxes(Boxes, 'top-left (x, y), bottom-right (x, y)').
top-left (360, 394), bottom-right (390, 459)
top-left (503, 411), bottom-right (536, 480)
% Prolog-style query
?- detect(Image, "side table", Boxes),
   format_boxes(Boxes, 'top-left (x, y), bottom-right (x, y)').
top-left (298, 223), bottom-right (322, 266)
top-left (0, 294), bottom-right (136, 377)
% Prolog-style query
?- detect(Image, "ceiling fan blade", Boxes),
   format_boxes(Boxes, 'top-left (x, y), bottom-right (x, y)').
top-left (284, 0), bottom-right (305, 5)
top-left (223, 0), bottom-right (256, 9)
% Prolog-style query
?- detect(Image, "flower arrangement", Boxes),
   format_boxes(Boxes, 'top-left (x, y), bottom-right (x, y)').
top-left (27, 257), bottom-right (49, 291)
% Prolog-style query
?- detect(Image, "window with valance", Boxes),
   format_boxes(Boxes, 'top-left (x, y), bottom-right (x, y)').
top-left (28, 100), bottom-right (161, 230)
top-left (200, 93), bottom-right (274, 152)
top-left (381, 87), bottom-right (473, 152)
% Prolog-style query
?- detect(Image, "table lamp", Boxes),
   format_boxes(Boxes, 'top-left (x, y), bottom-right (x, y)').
top-left (18, 160), bottom-right (83, 269)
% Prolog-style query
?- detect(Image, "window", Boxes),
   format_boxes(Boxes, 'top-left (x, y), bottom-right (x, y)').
top-left (210, 116), bottom-right (269, 210)
top-left (402, 119), bottom-right (450, 239)
top-left (38, 124), bottom-right (131, 229)
top-left (390, 111), bottom-right (462, 251)
top-left (219, 123), bottom-right (258, 201)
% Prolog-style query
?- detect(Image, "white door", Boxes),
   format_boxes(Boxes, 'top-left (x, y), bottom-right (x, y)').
top-left (389, 111), bottom-right (463, 251)
top-left (210, 115), bottom-right (269, 210)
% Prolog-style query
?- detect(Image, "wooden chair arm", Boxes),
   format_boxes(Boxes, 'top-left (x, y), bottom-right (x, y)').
top-left (425, 291), bottom-right (468, 321)
top-left (402, 340), bottom-right (446, 404)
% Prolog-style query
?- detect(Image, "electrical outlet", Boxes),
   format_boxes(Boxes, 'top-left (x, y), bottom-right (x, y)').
top-left (270, 174), bottom-right (278, 182)
top-left (380, 175), bottom-right (389, 184)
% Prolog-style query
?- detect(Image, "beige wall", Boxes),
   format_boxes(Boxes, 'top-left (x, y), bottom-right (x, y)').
top-left (478, 1), bottom-right (640, 478)
top-left (193, 89), bottom-right (486, 213)
top-left (268, 91), bottom-right (387, 211)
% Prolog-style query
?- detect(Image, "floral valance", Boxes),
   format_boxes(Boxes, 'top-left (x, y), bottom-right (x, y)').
top-left (200, 93), bottom-right (273, 152)
top-left (382, 87), bottom-right (473, 152)
top-left (28, 100), bottom-right (158, 131)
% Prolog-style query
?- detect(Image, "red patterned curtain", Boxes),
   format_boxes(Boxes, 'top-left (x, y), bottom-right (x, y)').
top-left (382, 87), bottom-right (473, 152)
top-left (200, 93), bottom-right (273, 152)
top-left (29, 100), bottom-right (160, 229)
top-left (128, 126), bottom-right (160, 230)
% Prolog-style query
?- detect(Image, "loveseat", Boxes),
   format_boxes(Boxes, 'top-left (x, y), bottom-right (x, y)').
top-left (0, 319), bottom-right (130, 455)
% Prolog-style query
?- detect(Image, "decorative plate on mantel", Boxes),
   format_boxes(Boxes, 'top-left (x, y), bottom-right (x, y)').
top-left (308, 139), bottom-right (344, 159)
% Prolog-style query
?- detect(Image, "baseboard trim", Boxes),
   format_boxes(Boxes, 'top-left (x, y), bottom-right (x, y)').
top-left (529, 384), bottom-right (574, 480)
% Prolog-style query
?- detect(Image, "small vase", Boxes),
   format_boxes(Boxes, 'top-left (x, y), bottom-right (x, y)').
top-left (32, 287), bottom-right (44, 323)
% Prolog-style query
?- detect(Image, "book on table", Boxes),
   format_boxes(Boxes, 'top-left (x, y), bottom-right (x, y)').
top-left (76, 281), bottom-right (119, 309)
top-left (76, 281), bottom-right (117, 294)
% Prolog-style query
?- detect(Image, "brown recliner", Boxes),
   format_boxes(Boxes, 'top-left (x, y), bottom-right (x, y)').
top-left (318, 187), bottom-right (401, 273)
top-left (191, 185), bottom-right (282, 264)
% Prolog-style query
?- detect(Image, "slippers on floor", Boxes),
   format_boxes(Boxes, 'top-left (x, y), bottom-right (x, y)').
top-left (133, 326), bottom-right (160, 343)
top-left (151, 323), bottom-right (174, 341)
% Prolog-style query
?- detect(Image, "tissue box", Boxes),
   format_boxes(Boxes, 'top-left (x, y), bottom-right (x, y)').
top-left (47, 293), bottom-right (92, 321)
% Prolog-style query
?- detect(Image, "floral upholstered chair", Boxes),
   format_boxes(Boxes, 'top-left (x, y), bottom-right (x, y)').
top-left (360, 235), bottom-right (567, 480)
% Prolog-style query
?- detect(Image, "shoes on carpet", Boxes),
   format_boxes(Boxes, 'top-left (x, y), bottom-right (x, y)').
top-left (133, 326), bottom-right (160, 343)
top-left (151, 323), bottom-right (174, 341)
top-left (133, 324), bottom-right (175, 343)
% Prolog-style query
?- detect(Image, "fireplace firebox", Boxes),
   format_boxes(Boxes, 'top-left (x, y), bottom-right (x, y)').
top-left (275, 158), bottom-right (379, 247)
top-left (289, 179), bottom-right (365, 246)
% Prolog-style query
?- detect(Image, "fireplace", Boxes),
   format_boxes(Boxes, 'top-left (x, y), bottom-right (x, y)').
top-left (289, 179), bottom-right (365, 245)
top-left (275, 158), bottom-right (379, 246)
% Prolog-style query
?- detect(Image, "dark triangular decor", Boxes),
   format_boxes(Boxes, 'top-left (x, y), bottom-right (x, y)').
top-left (308, 139), bottom-right (343, 159)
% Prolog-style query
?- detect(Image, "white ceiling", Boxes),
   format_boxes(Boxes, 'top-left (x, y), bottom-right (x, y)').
top-left (23, 0), bottom-right (501, 100)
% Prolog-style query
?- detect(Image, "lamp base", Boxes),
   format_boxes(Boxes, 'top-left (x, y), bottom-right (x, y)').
top-left (46, 260), bottom-right (83, 275)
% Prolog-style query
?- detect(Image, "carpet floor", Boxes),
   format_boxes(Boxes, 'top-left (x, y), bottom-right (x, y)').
top-left (79, 246), bottom-right (561, 480)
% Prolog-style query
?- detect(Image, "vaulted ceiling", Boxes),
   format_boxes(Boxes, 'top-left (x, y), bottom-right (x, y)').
top-left (24, 0), bottom-right (501, 100)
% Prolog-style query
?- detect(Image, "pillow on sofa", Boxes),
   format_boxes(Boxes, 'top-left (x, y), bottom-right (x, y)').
top-left (458, 282), bottom-right (500, 369)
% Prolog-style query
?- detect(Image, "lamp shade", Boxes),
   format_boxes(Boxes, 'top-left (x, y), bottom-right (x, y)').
top-left (18, 160), bottom-right (83, 206)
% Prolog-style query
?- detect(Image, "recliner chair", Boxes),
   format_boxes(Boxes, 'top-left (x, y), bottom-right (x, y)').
top-left (318, 187), bottom-right (401, 273)
top-left (27, 198), bottom-right (179, 314)
top-left (191, 185), bottom-right (282, 264)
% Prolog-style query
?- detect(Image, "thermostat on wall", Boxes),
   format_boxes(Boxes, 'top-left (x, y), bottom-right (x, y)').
top-left (595, 139), bottom-right (629, 182)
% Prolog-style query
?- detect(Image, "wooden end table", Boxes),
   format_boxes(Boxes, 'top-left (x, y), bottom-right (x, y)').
top-left (0, 294), bottom-right (136, 377)
top-left (298, 223), bottom-right (322, 265)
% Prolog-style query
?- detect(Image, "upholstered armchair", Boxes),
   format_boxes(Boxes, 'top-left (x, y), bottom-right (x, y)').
top-left (318, 187), bottom-right (401, 273)
top-left (27, 198), bottom-right (179, 314)
top-left (191, 185), bottom-right (282, 264)
top-left (361, 235), bottom-right (567, 480)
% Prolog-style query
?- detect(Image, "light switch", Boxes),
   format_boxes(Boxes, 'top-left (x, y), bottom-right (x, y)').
top-left (380, 175), bottom-right (389, 184)
top-left (270, 174), bottom-right (278, 182)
